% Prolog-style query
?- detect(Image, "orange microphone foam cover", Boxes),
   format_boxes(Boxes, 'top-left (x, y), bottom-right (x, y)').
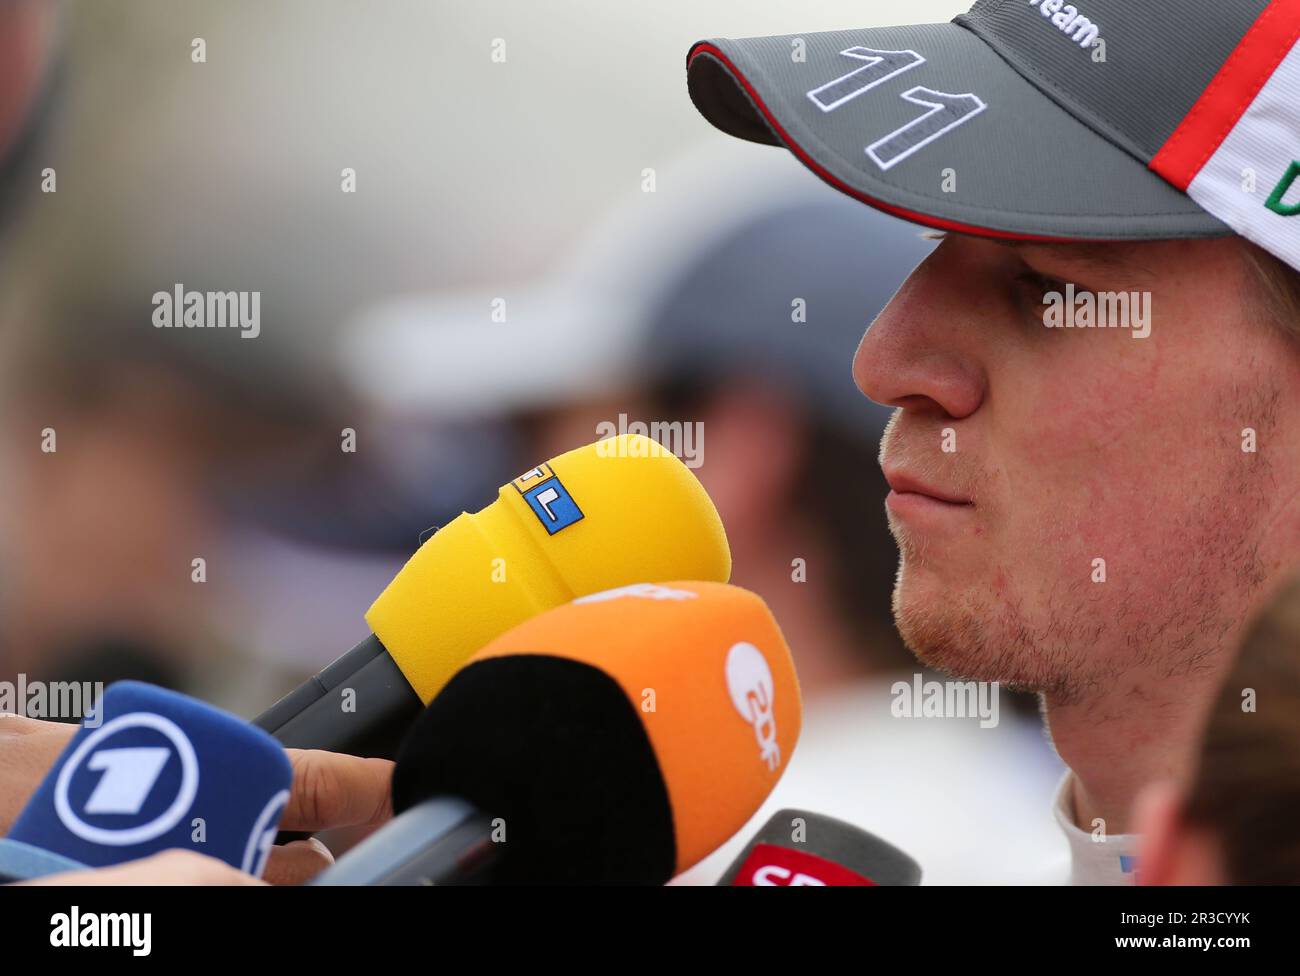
top-left (391, 581), bottom-right (801, 883)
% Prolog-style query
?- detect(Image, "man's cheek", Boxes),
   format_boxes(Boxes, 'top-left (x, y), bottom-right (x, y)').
top-left (1015, 341), bottom-right (1168, 460)
top-left (1000, 428), bottom-right (1178, 579)
top-left (1012, 365), bottom-right (1194, 516)
top-left (1019, 466), bottom-right (1213, 609)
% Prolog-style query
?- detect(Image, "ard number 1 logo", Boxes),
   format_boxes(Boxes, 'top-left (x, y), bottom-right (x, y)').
top-left (54, 713), bottom-right (199, 846)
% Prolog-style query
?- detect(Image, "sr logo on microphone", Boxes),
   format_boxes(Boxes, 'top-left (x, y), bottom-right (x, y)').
top-left (513, 463), bottom-right (585, 535)
top-left (734, 845), bottom-right (875, 886)
top-left (54, 713), bottom-right (200, 846)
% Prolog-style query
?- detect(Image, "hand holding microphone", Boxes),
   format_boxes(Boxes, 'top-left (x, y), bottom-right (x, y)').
top-left (0, 682), bottom-right (295, 884)
top-left (313, 580), bottom-right (801, 884)
top-left (1, 684), bottom-right (397, 885)
top-left (6, 433), bottom-right (732, 877)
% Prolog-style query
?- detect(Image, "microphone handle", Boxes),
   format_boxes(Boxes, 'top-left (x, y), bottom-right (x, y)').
top-left (255, 634), bottom-right (425, 845)
top-left (252, 636), bottom-right (385, 737)
top-left (309, 797), bottom-right (500, 885)
top-left (254, 633), bottom-right (424, 758)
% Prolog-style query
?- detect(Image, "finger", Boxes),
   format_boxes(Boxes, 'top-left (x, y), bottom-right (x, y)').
top-left (0, 716), bottom-right (78, 834)
top-left (0, 713), bottom-right (76, 738)
top-left (279, 749), bottom-right (393, 832)
top-left (0, 714), bottom-right (77, 756)
top-left (262, 838), bottom-right (335, 886)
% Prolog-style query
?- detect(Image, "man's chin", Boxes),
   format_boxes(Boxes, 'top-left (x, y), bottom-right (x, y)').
top-left (891, 575), bottom-right (1041, 690)
top-left (894, 577), bottom-right (973, 664)
top-left (896, 606), bottom-right (987, 681)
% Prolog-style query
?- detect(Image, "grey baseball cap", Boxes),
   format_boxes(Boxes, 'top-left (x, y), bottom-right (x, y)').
top-left (687, 0), bottom-right (1300, 271)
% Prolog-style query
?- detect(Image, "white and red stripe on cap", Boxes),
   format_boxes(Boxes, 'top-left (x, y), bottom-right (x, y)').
top-left (1151, 0), bottom-right (1300, 271)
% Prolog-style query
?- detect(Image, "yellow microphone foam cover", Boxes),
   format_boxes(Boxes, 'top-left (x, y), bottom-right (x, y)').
top-left (365, 435), bottom-right (731, 703)
top-left (467, 580), bottom-right (801, 875)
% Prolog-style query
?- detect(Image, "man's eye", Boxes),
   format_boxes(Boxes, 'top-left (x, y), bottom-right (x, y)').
top-left (1012, 271), bottom-right (1068, 314)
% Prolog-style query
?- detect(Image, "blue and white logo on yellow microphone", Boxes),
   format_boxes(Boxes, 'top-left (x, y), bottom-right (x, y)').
top-left (513, 463), bottom-right (584, 535)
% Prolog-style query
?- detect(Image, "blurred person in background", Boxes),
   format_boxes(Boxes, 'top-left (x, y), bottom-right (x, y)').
top-left (1136, 570), bottom-right (1300, 885)
top-left (343, 146), bottom-right (1066, 883)
top-left (0, 0), bottom-right (59, 247)
top-left (0, 146), bottom-right (411, 880)
top-left (0, 233), bottom-right (349, 708)
top-left (0, 7), bottom-right (413, 880)
top-left (0, 0), bottom-right (387, 716)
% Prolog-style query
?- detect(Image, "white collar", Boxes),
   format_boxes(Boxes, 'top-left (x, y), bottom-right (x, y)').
top-left (1052, 771), bottom-right (1140, 885)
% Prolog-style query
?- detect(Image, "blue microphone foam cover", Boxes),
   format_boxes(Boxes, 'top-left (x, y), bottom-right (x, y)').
top-left (9, 681), bottom-right (293, 877)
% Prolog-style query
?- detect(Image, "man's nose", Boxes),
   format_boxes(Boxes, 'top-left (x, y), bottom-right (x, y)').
top-left (852, 250), bottom-right (986, 420)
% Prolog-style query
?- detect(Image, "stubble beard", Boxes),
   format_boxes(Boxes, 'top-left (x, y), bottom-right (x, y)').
top-left (887, 493), bottom-right (1267, 709)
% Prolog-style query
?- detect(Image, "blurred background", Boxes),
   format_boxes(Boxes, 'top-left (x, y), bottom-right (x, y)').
top-left (0, 0), bottom-right (1065, 882)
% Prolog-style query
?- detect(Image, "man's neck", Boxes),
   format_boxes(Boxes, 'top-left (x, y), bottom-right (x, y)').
top-left (1042, 667), bottom-right (1224, 835)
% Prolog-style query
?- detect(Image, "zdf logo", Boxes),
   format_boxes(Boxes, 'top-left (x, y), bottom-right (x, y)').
top-left (54, 713), bottom-right (199, 846)
top-left (725, 642), bottom-right (780, 771)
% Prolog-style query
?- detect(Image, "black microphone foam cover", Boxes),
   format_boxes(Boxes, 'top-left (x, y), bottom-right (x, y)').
top-left (392, 655), bottom-right (675, 884)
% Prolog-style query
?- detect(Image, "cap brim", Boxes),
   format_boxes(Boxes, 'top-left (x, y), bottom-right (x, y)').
top-left (688, 23), bottom-right (1231, 242)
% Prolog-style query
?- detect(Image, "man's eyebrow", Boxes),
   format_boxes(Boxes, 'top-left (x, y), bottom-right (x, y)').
top-left (1004, 241), bottom-right (1161, 285)
top-left (1003, 240), bottom-right (1147, 273)
top-left (927, 231), bottom-right (1156, 283)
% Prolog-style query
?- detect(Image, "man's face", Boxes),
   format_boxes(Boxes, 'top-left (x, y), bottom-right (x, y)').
top-left (854, 234), bottom-right (1300, 703)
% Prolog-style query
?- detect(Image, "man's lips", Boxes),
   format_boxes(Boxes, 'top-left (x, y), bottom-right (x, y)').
top-left (882, 467), bottom-right (973, 507)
